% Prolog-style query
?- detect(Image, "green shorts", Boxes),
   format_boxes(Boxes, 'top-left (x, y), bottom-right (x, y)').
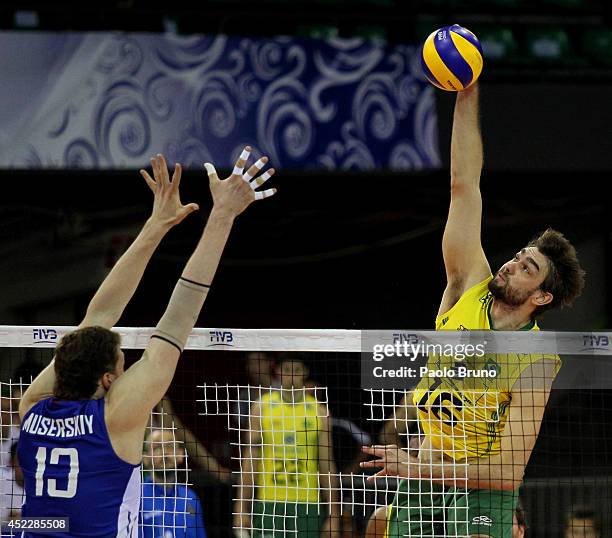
top-left (386, 479), bottom-right (519, 538)
top-left (252, 501), bottom-right (326, 537)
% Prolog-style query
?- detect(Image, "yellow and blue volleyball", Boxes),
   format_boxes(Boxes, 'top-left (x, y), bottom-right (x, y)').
top-left (421, 24), bottom-right (484, 91)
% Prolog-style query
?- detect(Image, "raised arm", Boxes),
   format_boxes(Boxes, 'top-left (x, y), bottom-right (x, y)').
top-left (106, 148), bottom-right (276, 434)
top-left (439, 84), bottom-right (491, 315)
top-left (80, 155), bottom-right (199, 329)
top-left (19, 155), bottom-right (198, 417)
top-left (462, 359), bottom-right (556, 490)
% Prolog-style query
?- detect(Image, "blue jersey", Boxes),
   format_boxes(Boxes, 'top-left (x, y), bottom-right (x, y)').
top-left (139, 476), bottom-right (206, 538)
top-left (18, 397), bottom-right (141, 537)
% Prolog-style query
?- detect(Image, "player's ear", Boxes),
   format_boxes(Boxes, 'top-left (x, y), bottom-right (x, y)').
top-left (101, 372), bottom-right (116, 390)
top-left (533, 290), bottom-right (553, 307)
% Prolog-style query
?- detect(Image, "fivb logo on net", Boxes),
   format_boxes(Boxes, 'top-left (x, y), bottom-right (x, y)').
top-left (32, 327), bottom-right (59, 344)
top-left (208, 330), bottom-right (234, 347)
top-left (582, 334), bottom-right (610, 352)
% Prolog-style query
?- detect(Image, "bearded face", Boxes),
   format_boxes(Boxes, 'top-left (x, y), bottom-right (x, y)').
top-left (488, 247), bottom-right (551, 309)
top-left (488, 274), bottom-right (538, 307)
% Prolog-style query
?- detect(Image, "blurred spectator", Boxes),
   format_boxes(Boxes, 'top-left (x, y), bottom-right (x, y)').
top-left (0, 385), bottom-right (20, 469)
top-left (2, 360), bottom-right (43, 467)
top-left (365, 391), bottom-right (419, 538)
top-left (305, 379), bottom-right (372, 474)
top-left (0, 442), bottom-right (24, 524)
top-left (1, 359), bottom-right (43, 529)
top-left (152, 396), bottom-right (230, 483)
top-left (234, 355), bottom-right (340, 537)
top-left (233, 352), bottom-right (279, 432)
top-left (564, 507), bottom-right (600, 538)
top-left (513, 499), bottom-right (527, 538)
top-left (140, 429), bottom-right (206, 538)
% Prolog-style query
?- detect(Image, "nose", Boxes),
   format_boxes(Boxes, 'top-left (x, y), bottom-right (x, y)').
top-left (504, 261), bottom-right (516, 274)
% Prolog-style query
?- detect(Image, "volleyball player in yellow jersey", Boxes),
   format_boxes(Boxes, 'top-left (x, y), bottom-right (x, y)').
top-left (234, 356), bottom-right (341, 537)
top-left (362, 83), bottom-right (585, 538)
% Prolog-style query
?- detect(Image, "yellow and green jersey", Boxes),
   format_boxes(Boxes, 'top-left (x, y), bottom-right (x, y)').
top-left (413, 275), bottom-right (561, 460)
top-left (256, 390), bottom-right (321, 503)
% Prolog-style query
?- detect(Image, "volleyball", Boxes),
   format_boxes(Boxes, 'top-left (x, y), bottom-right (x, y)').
top-left (421, 24), bottom-right (484, 91)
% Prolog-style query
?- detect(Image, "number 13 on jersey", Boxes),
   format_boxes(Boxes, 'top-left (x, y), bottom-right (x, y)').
top-left (35, 447), bottom-right (80, 498)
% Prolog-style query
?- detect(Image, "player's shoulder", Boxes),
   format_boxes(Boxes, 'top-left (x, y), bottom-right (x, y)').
top-left (185, 484), bottom-right (202, 502)
top-left (314, 399), bottom-right (329, 414)
top-left (249, 397), bottom-right (265, 417)
top-left (257, 389), bottom-right (279, 405)
top-left (458, 274), bottom-right (493, 299)
top-left (177, 484), bottom-right (203, 509)
top-left (19, 394), bottom-right (56, 421)
top-left (437, 274), bottom-right (493, 322)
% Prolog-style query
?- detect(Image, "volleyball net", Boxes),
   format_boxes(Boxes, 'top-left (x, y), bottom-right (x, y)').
top-left (1, 326), bottom-right (612, 537)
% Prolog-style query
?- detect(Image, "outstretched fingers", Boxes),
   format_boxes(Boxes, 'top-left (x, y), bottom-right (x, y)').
top-left (171, 163), bottom-right (182, 189)
top-left (140, 169), bottom-right (156, 192)
top-left (204, 162), bottom-right (220, 186)
top-left (235, 147), bottom-right (278, 201)
top-left (142, 153), bottom-right (182, 192)
top-left (254, 188), bottom-right (277, 200)
top-left (362, 445), bottom-right (396, 457)
top-left (157, 154), bottom-right (170, 186)
top-left (250, 169), bottom-right (275, 188)
top-left (232, 146), bottom-right (252, 177)
top-left (243, 157), bottom-right (268, 182)
top-left (205, 145), bottom-right (278, 205)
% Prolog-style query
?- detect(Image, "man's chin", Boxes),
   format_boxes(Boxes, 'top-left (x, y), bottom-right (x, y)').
top-left (487, 281), bottom-right (503, 297)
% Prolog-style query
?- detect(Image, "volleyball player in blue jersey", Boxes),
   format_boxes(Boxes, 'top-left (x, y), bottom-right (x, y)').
top-left (17, 149), bottom-right (275, 537)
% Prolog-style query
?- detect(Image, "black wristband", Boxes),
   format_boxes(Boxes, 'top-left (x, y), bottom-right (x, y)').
top-left (151, 334), bottom-right (183, 353)
top-left (179, 276), bottom-right (211, 289)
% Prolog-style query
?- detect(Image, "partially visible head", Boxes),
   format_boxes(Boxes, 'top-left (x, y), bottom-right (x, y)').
top-left (275, 354), bottom-right (310, 391)
top-left (11, 359), bottom-right (44, 403)
top-left (489, 228), bottom-right (585, 317)
top-left (53, 327), bottom-right (123, 400)
top-left (565, 507), bottom-right (600, 538)
top-left (245, 351), bottom-right (275, 386)
top-left (143, 429), bottom-right (186, 477)
top-left (513, 500), bottom-right (527, 538)
top-left (304, 379), bottom-right (321, 394)
top-left (2, 360), bottom-right (45, 425)
top-left (1, 387), bottom-right (14, 425)
top-left (10, 441), bottom-right (23, 487)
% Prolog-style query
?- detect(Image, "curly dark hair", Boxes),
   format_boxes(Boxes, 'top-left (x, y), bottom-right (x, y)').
top-left (54, 326), bottom-right (121, 400)
top-left (527, 228), bottom-right (585, 316)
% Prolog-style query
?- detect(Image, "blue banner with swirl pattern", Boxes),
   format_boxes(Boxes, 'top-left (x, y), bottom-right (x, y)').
top-left (0, 31), bottom-right (440, 171)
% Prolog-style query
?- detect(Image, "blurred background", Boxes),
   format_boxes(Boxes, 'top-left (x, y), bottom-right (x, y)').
top-left (1, 0), bottom-right (612, 536)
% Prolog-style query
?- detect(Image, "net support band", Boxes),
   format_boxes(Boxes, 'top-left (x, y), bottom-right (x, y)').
top-left (151, 278), bottom-right (210, 352)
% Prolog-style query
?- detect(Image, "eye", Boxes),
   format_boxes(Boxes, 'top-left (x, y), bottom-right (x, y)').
top-left (522, 264), bottom-right (529, 273)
